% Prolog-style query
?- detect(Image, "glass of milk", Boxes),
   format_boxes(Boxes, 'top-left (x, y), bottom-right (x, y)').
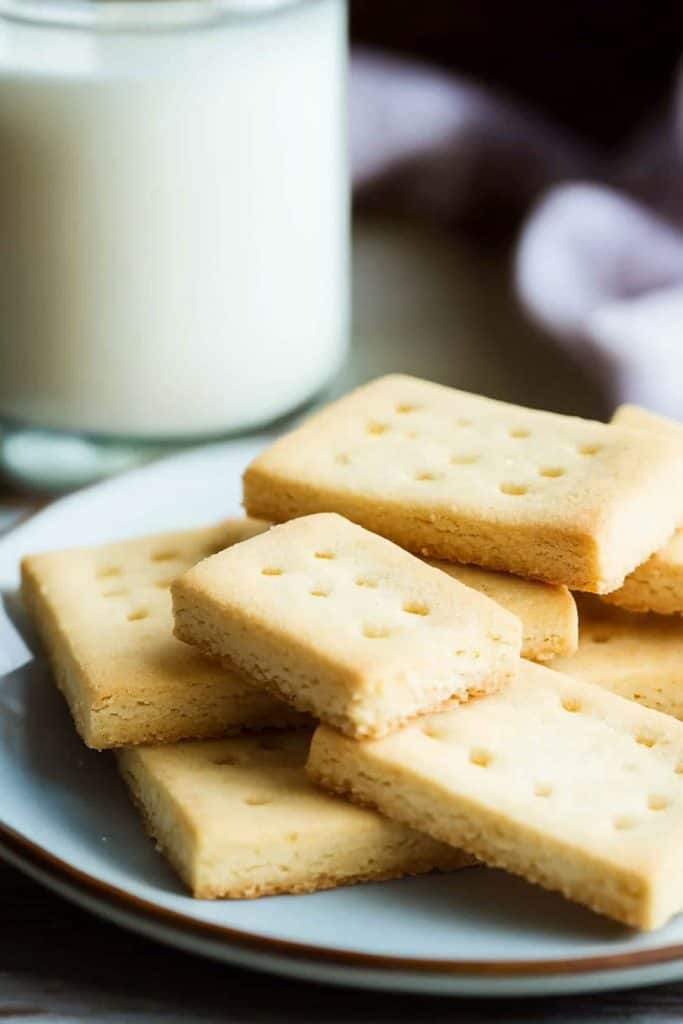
top-left (0, 0), bottom-right (349, 490)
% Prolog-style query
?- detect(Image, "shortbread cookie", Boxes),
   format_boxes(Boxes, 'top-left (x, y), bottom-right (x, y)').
top-left (431, 562), bottom-right (577, 662)
top-left (243, 375), bottom-right (683, 592)
top-left (21, 519), bottom-right (305, 750)
top-left (552, 596), bottom-right (683, 720)
top-left (172, 513), bottom-right (521, 739)
top-left (118, 730), bottom-right (469, 899)
top-left (308, 660), bottom-right (683, 929)
top-left (605, 405), bottom-right (683, 615)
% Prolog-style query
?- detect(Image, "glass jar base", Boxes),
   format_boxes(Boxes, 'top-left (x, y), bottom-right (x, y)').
top-left (0, 423), bottom-right (189, 494)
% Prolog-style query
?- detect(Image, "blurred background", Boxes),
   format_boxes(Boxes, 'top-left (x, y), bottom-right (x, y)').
top-left (348, 1), bottom-right (683, 420)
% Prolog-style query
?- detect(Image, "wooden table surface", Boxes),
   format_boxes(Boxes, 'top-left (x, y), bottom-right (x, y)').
top-left (1, 219), bottom-right (682, 1022)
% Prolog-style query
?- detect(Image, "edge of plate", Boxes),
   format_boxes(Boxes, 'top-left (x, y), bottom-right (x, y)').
top-left (1, 818), bottom-right (683, 985)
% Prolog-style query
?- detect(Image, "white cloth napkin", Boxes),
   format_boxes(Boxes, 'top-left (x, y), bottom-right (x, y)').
top-left (351, 48), bottom-right (683, 417)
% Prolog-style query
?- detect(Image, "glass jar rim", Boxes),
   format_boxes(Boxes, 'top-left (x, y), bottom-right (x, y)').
top-left (0, 0), bottom-right (314, 32)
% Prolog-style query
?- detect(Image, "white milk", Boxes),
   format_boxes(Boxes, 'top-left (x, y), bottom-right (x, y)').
top-left (0, 0), bottom-right (349, 437)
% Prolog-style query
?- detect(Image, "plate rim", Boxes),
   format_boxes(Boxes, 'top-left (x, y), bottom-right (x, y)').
top-left (1, 818), bottom-right (683, 980)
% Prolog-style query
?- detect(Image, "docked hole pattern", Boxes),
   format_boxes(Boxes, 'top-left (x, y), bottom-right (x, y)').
top-left (150, 550), bottom-right (179, 563)
top-left (127, 609), bottom-right (149, 622)
top-left (561, 696), bottom-right (581, 713)
top-left (402, 600), bottom-right (430, 616)
top-left (362, 624), bottom-right (391, 639)
top-left (469, 749), bottom-right (492, 768)
top-left (499, 482), bottom-right (528, 496)
top-left (261, 567), bottom-right (283, 576)
top-left (578, 443), bottom-right (602, 456)
top-left (648, 795), bottom-right (669, 811)
top-left (539, 466), bottom-right (565, 478)
top-left (96, 566), bottom-right (122, 579)
top-left (614, 815), bottom-right (637, 831)
top-left (244, 796), bottom-right (272, 807)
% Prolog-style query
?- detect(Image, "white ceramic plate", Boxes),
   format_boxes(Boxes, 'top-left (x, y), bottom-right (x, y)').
top-left (2, 437), bottom-right (683, 998)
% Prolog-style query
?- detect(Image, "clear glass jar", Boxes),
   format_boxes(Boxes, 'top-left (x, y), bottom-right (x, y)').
top-left (0, 0), bottom-right (349, 489)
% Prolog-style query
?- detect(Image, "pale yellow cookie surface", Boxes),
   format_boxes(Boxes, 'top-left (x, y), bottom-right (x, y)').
top-left (243, 375), bottom-right (683, 593)
top-left (605, 404), bottom-right (683, 615)
top-left (172, 513), bottom-right (521, 739)
top-left (21, 519), bottom-right (303, 749)
top-left (553, 596), bottom-right (683, 720)
top-left (118, 730), bottom-right (468, 899)
top-left (430, 561), bottom-right (577, 662)
top-left (308, 660), bottom-right (683, 929)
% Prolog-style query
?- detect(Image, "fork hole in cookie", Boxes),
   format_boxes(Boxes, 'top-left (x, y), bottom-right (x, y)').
top-left (335, 452), bottom-right (351, 465)
top-left (396, 402), bottom-right (419, 414)
top-left (150, 550), bottom-right (179, 563)
top-left (534, 782), bottom-right (553, 798)
top-left (355, 576), bottom-right (379, 589)
top-left (451, 454), bottom-right (479, 465)
top-left (261, 567), bottom-right (283, 576)
top-left (469, 749), bottom-right (492, 768)
top-left (509, 427), bottom-right (530, 439)
top-left (309, 588), bottom-right (330, 598)
top-left (422, 723), bottom-right (446, 740)
top-left (456, 417), bottom-right (472, 427)
top-left (402, 600), bottom-right (430, 617)
top-left (127, 608), bottom-right (149, 622)
top-left (648, 795), bottom-right (669, 811)
top-left (314, 551), bottom-right (335, 560)
top-left (636, 733), bottom-right (657, 748)
top-left (362, 624), bottom-right (391, 639)
top-left (367, 420), bottom-right (389, 435)
top-left (97, 565), bottom-right (122, 579)
top-left (613, 815), bottom-right (637, 831)
top-left (415, 470), bottom-right (444, 482)
top-left (539, 466), bottom-right (566, 478)
top-left (500, 482), bottom-right (528, 496)
top-left (578, 443), bottom-right (602, 456)
top-left (288, 832), bottom-right (300, 843)
top-left (244, 796), bottom-right (272, 807)
top-left (561, 696), bottom-right (581, 713)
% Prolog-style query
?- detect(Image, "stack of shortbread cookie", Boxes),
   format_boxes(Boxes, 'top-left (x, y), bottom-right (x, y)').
top-left (21, 375), bottom-right (683, 930)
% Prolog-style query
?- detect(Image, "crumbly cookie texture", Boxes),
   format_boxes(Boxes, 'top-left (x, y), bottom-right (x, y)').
top-left (172, 513), bottom-right (521, 740)
top-left (242, 374), bottom-right (683, 593)
top-left (118, 730), bottom-right (470, 899)
top-left (605, 404), bottom-right (683, 615)
top-left (552, 595), bottom-right (683, 721)
top-left (21, 519), bottom-right (304, 750)
top-left (430, 561), bottom-right (577, 662)
top-left (308, 660), bottom-right (683, 929)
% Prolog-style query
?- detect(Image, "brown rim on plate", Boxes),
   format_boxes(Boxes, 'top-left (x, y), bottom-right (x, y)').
top-left (1, 820), bottom-right (683, 978)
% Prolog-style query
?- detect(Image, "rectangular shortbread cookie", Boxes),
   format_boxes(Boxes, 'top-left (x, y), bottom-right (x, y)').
top-left (172, 513), bottom-right (522, 739)
top-left (605, 404), bottom-right (683, 615)
top-left (21, 519), bottom-right (304, 749)
top-left (243, 375), bottom-right (683, 592)
top-left (118, 730), bottom-right (469, 899)
top-left (552, 596), bottom-right (683, 721)
top-left (308, 660), bottom-right (683, 929)
top-left (431, 562), bottom-right (577, 662)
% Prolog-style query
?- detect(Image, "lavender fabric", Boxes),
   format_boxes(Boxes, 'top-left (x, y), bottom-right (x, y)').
top-left (351, 48), bottom-right (683, 416)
